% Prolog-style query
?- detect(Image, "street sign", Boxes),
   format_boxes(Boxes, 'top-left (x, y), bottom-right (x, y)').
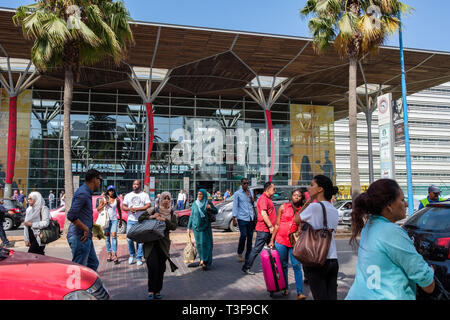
top-left (377, 93), bottom-right (396, 179)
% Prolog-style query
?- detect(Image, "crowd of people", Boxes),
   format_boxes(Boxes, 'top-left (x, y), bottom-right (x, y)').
top-left (1, 169), bottom-right (444, 301)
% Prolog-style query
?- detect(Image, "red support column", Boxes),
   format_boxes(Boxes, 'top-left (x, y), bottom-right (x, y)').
top-left (144, 102), bottom-right (154, 190)
top-left (6, 95), bottom-right (17, 185)
top-left (264, 109), bottom-right (275, 182)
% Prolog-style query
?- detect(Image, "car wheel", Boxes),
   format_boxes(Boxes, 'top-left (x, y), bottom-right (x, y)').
top-left (179, 216), bottom-right (189, 228)
top-left (3, 217), bottom-right (13, 231)
top-left (118, 220), bottom-right (127, 234)
top-left (229, 219), bottom-right (239, 232)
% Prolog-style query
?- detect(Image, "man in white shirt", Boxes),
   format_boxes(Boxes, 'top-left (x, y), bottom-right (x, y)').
top-left (122, 180), bottom-right (151, 265)
top-left (177, 190), bottom-right (186, 210)
top-left (48, 191), bottom-right (55, 210)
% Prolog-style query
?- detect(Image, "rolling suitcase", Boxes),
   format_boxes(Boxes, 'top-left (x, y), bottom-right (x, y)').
top-left (260, 246), bottom-right (286, 297)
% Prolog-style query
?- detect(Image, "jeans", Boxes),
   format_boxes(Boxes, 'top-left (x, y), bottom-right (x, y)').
top-left (243, 231), bottom-right (271, 270)
top-left (126, 220), bottom-right (143, 259)
top-left (177, 200), bottom-right (184, 210)
top-left (104, 220), bottom-right (118, 253)
top-left (303, 259), bottom-right (339, 300)
top-left (0, 213), bottom-right (10, 245)
top-left (274, 242), bottom-right (303, 294)
top-left (237, 219), bottom-right (255, 261)
top-left (67, 236), bottom-right (99, 271)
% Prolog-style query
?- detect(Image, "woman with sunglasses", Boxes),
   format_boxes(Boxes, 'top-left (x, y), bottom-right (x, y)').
top-left (97, 185), bottom-right (122, 264)
top-left (24, 192), bottom-right (50, 255)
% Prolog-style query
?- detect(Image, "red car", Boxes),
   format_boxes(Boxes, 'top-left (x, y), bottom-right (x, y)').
top-left (0, 247), bottom-right (110, 300)
top-left (175, 200), bottom-right (224, 227)
top-left (50, 195), bottom-right (129, 234)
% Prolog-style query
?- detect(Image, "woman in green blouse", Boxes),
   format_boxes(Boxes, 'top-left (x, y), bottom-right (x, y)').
top-left (187, 189), bottom-right (218, 270)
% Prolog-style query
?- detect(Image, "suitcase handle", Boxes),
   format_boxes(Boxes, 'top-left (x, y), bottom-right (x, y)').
top-left (267, 248), bottom-right (280, 292)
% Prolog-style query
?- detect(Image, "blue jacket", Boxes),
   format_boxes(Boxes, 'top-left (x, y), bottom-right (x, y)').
top-left (67, 184), bottom-right (94, 239)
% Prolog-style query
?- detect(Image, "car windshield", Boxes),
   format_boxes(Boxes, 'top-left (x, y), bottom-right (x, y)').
top-left (404, 206), bottom-right (450, 232)
top-left (272, 188), bottom-right (296, 201)
top-left (334, 201), bottom-right (347, 209)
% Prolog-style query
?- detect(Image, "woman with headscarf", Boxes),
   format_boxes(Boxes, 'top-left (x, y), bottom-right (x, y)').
top-left (187, 189), bottom-right (218, 270)
top-left (138, 191), bottom-right (178, 300)
top-left (23, 192), bottom-right (50, 255)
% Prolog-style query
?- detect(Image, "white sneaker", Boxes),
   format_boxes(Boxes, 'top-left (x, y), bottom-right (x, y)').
top-left (137, 260), bottom-right (143, 266)
top-left (128, 256), bottom-right (136, 265)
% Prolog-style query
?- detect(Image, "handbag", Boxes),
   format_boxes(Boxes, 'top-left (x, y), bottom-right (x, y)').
top-left (39, 209), bottom-right (61, 245)
top-left (292, 202), bottom-right (334, 267)
top-left (288, 202), bottom-right (302, 247)
top-left (95, 198), bottom-right (109, 229)
top-left (126, 219), bottom-right (166, 243)
top-left (205, 202), bottom-right (217, 223)
top-left (183, 232), bottom-right (198, 264)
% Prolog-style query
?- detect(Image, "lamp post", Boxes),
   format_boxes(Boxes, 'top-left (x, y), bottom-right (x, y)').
top-left (398, 12), bottom-right (414, 216)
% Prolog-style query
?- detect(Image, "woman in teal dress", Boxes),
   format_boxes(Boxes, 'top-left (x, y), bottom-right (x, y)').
top-left (187, 189), bottom-right (217, 270)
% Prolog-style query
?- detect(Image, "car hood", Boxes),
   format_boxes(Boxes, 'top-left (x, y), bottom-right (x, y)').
top-left (0, 249), bottom-right (98, 300)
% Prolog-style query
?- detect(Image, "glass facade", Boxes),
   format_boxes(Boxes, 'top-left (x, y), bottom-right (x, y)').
top-left (25, 88), bottom-right (306, 202)
top-left (0, 87), bottom-right (337, 203)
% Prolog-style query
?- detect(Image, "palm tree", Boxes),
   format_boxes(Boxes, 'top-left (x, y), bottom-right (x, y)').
top-left (14, 0), bottom-right (134, 233)
top-left (301, 0), bottom-right (410, 199)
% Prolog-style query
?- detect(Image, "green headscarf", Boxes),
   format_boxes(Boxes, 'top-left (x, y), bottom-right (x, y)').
top-left (195, 189), bottom-right (208, 218)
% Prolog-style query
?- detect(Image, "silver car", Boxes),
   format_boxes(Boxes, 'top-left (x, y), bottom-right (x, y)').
top-left (334, 200), bottom-right (352, 225)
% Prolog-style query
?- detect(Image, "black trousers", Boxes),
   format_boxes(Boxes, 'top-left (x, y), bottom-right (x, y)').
top-left (303, 259), bottom-right (338, 300)
top-left (243, 231), bottom-right (271, 270)
top-left (237, 219), bottom-right (255, 261)
top-left (28, 227), bottom-right (45, 255)
top-left (146, 243), bottom-right (167, 293)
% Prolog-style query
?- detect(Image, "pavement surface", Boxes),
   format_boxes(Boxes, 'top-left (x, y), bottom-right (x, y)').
top-left (6, 226), bottom-right (356, 300)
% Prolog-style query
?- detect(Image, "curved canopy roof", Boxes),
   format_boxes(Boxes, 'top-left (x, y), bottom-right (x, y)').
top-left (1, 7), bottom-right (450, 119)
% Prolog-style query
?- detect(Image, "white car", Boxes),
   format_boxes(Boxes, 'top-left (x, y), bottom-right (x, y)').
top-left (334, 200), bottom-right (352, 225)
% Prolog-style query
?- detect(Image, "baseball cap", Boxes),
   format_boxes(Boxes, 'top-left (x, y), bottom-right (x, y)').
top-left (428, 185), bottom-right (440, 194)
top-left (107, 185), bottom-right (116, 191)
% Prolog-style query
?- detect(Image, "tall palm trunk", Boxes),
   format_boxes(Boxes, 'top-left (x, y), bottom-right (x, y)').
top-left (349, 57), bottom-right (361, 200)
top-left (4, 95), bottom-right (17, 199)
top-left (63, 69), bottom-right (74, 234)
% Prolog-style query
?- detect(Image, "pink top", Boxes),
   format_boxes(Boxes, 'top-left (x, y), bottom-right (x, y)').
top-left (275, 202), bottom-right (301, 248)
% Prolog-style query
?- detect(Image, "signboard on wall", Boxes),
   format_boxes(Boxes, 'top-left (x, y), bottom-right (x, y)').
top-left (73, 176), bottom-right (80, 190)
top-left (290, 104), bottom-right (336, 186)
top-left (377, 93), bottom-right (395, 179)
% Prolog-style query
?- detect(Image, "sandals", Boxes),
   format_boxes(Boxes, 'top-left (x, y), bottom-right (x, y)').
top-left (113, 254), bottom-right (119, 265)
top-left (282, 289), bottom-right (289, 296)
top-left (107, 253), bottom-right (113, 262)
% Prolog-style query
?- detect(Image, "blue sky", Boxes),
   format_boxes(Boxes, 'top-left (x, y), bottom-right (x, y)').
top-left (1, 0), bottom-right (449, 52)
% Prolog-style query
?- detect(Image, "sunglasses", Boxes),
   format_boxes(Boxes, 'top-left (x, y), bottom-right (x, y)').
top-left (242, 182), bottom-right (249, 185)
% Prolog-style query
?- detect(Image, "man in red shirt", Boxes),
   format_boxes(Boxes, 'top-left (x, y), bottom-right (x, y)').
top-left (242, 182), bottom-right (276, 275)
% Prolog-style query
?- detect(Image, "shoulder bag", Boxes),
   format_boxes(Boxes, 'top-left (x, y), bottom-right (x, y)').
top-left (292, 202), bottom-right (334, 267)
top-left (205, 201), bottom-right (217, 223)
top-left (127, 218), bottom-right (166, 243)
top-left (39, 209), bottom-right (61, 245)
top-left (95, 198), bottom-right (109, 229)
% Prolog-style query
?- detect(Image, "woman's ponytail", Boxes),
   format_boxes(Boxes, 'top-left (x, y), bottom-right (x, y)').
top-left (350, 192), bottom-right (370, 247)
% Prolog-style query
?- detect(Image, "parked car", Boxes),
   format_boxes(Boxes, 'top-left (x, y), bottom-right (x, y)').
top-left (211, 185), bottom-right (307, 232)
top-left (1, 198), bottom-right (26, 231)
top-left (50, 195), bottom-right (129, 234)
top-left (0, 247), bottom-right (110, 300)
top-left (175, 200), bottom-right (225, 228)
top-left (402, 201), bottom-right (450, 299)
top-left (334, 200), bottom-right (353, 225)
